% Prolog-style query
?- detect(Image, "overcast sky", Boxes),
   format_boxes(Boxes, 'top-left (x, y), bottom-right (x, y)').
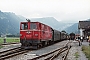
top-left (0, 0), bottom-right (90, 23)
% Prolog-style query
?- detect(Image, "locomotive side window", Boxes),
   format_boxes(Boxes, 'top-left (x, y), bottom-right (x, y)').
top-left (21, 23), bottom-right (28, 30)
top-left (30, 23), bottom-right (37, 30)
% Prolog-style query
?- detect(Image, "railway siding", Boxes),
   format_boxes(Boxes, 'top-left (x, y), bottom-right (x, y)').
top-left (27, 40), bottom-right (71, 60)
top-left (1, 40), bottom-right (88, 60)
top-left (5, 40), bottom-right (70, 60)
top-left (0, 46), bottom-right (30, 60)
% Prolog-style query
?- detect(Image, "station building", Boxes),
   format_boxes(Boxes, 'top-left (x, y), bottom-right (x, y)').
top-left (78, 21), bottom-right (90, 39)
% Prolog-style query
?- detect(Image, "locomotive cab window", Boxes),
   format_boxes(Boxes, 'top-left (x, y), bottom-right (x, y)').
top-left (21, 23), bottom-right (28, 30)
top-left (30, 23), bottom-right (37, 30)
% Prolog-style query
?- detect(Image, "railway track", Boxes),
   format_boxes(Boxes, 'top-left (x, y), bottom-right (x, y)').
top-left (0, 47), bottom-right (29, 60)
top-left (28, 41), bottom-right (72, 60)
top-left (62, 46), bottom-right (70, 60)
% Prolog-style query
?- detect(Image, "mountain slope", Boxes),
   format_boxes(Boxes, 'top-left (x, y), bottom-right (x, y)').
top-left (0, 11), bottom-right (25, 34)
top-left (65, 23), bottom-right (79, 34)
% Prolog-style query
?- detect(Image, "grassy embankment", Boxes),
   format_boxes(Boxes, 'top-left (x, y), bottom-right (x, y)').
top-left (82, 46), bottom-right (90, 60)
top-left (0, 37), bottom-right (20, 48)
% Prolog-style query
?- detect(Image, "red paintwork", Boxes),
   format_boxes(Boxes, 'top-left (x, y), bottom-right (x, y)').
top-left (20, 22), bottom-right (52, 41)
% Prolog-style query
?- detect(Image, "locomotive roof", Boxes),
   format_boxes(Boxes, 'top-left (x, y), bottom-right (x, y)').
top-left (21, 21), bottom-right (39, 23)
top-left (21, 21), bottom-right (52, 28)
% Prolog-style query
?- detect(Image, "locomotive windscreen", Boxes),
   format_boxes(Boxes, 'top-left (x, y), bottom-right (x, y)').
top-left (30, 23), bottom-right (37, 30)
top-left (21, 23), bottom-right (28, 30)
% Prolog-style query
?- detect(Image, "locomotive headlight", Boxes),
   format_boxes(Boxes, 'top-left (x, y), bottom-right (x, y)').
top-left (35, 34), bottom-right (38, 36)
top-left (26, 31), bottom-right (31, 34)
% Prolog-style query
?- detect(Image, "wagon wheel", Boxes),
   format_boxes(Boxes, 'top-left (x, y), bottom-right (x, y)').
top-left (42, 41), bottom-right (46, 46)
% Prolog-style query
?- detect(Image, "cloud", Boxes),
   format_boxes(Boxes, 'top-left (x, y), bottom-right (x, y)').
top-left (0, 0), bottom-right (90, 23)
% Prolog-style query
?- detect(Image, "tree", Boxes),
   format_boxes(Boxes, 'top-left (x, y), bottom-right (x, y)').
top-left (61, 30), bottom-right (66, 33)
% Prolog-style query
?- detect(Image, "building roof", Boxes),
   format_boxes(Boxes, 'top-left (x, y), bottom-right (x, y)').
top-left (78, 21), bottom-right (90, 29)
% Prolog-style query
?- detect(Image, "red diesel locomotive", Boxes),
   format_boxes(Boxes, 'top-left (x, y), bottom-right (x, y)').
top-left (20, 19), bottom-right (67, 49)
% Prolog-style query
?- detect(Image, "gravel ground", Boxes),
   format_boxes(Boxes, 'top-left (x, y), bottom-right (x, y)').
top-left (67, 40), bottom-right (89, 60)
